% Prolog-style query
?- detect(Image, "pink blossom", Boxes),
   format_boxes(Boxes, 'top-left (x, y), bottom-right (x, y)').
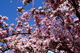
top-left (0, 15), bottom-right (2, 19)
top-left (2, 30), bottom-right (7, 34)
top-left (16, 28), bottom-right (22, 32)
top-left (2, 16), bottom-right (8, 20)
top-left (10, 23), bottom-right (14, 27)
top-left (73, 18), bottom-right (79, 22)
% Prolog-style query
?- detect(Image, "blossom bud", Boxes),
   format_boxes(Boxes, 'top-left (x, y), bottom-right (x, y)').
top-left (2, 30), bottom-right (7, 34)
top-left (2, 16), bottom-right (8, 20)
top-left (0, 15), bottom-right (2, 19)
top-left (31, 8), bottom-right (35, 11)
top-left (73, 18), bottom-right (79, 23)
top-left (0, 46), bottom-right (2, 50)
top-left (10, 23), bottom-right (14, 27)
top-left (23, 0), bottom-right (32, 5)
top-left (38, 6), bottom-right (43, 10)
top-left (50, 14), bottom-right (53, 18)
top-left (17, 7), bottom-right (24, 13)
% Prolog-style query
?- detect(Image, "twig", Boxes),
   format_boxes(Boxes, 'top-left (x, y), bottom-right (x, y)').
top-left (69, 0), bottom-right (80, 21)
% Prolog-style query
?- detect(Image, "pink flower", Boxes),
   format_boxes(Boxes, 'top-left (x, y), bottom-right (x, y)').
top-left (43, 39), bottom-right (50, 46)
top-left (22, 0), bottom-right (32, 5)
top-left (2, 16), bottom-right (8, 20)
top-left (10, 23), bottom-right (14, 27)
top-left (31, 8), bottom-right (35, 11)
top-left (38, 6), bottom-right (43, 10)
top-left (0, 15), bottom-right (2, 19)
top-left (0, 46), bottom-right (2, 50)
top-left (20, 17), bottom-right (25, 21)
top-left (17, 20), bottom-right (22, 25)
top-left (2, 30), bottom-right (7, 34)
top-left (8, 27), bottom-right (14, 31)
top-left (3, 22), bottom-right (8, 27)
top-left (73, 18), bottom-right (79, 22)
top-left (16, 28), bottom-right (22, 32)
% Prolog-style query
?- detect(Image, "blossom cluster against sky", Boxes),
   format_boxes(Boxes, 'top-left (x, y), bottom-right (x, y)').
top-left (0, 0), bottom-right (43, 25)
top-left (0, 0), bottom-right (43, 52)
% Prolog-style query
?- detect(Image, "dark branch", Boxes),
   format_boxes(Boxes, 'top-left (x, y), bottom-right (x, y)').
top-left (6, 32), bottom-right (31, 38)
top-left (1, 47), bottom-right (10, 52)
top-left (70, 0), bottom-right (80, 21)
top-left (12, 32), bottom-right (31, 35)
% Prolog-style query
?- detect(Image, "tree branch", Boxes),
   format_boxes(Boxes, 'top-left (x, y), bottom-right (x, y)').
top-left (5, 32), bottom-right (31, 38)
top-left (70, 0), bottom-right (80, 21)
top-left (12, 32), bottom-right (31, 35)
top-left (0, 47), bottom-right (10, 52)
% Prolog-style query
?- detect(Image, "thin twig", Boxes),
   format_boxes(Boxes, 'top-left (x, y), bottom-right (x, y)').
top-left (69, 0), bottom-right (80, 21)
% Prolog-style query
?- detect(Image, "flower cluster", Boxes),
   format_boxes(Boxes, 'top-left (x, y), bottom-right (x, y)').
top-left (0, 15), bottom-right (9, 40)
top-left (0, 0), bottom-right (80, 53)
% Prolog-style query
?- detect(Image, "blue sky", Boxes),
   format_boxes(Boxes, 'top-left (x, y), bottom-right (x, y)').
top-left (0, 0), bottom-right (43, 25)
